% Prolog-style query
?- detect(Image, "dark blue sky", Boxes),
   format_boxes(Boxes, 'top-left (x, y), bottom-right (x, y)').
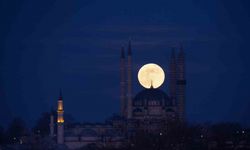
top-left (0, 0), bottom-right (250, 127)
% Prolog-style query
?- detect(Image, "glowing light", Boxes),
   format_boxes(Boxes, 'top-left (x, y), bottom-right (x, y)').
top-left (57, 117), bottom-right (64, 123)
top-left (57, 99), bottom-right (64, 123)
top-left (138, 63), bottom-right (165, 89)
top-left (58, 101), bottom-right (63, 110)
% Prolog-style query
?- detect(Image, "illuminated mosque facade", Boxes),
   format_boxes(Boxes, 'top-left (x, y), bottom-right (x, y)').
top-left (50, 42), bottom-right (186, 149)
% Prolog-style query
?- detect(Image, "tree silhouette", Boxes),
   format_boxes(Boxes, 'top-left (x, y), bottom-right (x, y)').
top-left (33, 111), bottom-right (56, 136)
top-left (0, 125), bottom-right (5, 145)
top-left (6, 117), bottom-right (27, 144)
top-left (33, 110), bottom-right (75, 136)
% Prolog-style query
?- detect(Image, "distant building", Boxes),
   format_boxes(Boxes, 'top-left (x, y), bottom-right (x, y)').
top-left (122, 42), bottom-right (186, 132)
top-left (52, 42), bottom-right (186, 149)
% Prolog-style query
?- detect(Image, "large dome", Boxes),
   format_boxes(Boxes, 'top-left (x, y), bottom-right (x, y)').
top-left (133, 88), bottom-right (173, 107)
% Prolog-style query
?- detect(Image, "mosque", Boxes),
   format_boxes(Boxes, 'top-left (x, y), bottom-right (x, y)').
top-left (50, 42), bottom-right (186, 149)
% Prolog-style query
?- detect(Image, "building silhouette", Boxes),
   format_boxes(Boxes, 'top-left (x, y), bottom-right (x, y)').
top-left (121, 43), bottom-right (186, 123)
top-left (52, 42), bottom-right (186, 149)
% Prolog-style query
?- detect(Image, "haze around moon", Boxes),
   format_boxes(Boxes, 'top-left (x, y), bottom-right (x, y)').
top-left (138, 63), bottom-right (165, 89)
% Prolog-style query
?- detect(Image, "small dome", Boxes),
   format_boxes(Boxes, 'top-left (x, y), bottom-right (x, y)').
top-left (80, 129), bottom-right (98, 137)
top-left (133, 108), bottom-right (143, 112)
top-left (133, 88), bottom-right (172, 107)
top-left (165, 108), bottom-right (175, 112)
top-left (105, 129), bottom-right (122, 137)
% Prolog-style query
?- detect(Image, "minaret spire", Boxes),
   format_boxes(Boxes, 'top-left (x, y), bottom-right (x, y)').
top-left (169, 47), bottom-right (177, 103)
top-left (128, 40), bottom-right (132, 56)
top-left (49, 108), bottom-right (55, 137)
top-left (150, 80), bottom-right (153, 89)
top-left (176, 45), bottom-right (186, 122)
top-left (59, 88), bottom-right (62, 99)
top-left (57, 90), bottom-right (64, 144)
top-left (120, 47), bottom-right (126, 117)
top-left (127, 41), bottom-right (133, 119)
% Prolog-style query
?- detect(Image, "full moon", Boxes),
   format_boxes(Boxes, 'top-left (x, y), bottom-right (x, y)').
top-left (138, 63), bottom-right (165, 89)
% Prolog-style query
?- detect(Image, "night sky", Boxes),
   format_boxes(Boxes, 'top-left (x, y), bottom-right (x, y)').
top-left (1, 0), bottom-right (250, 127)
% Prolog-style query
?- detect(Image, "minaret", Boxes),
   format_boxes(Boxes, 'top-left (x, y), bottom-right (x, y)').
top-left (57, 90), bottom-right (64, 144)
top-left (127, 41), bottom-right (132, 119)
top-left (169, 48), bottom-right (177, 104)
top-left (177, 45), bottom-right (186, 122)
top-left (49, 110), bottom-right (54, 137)
top-left (120, 47), bottom-right (126, 117)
